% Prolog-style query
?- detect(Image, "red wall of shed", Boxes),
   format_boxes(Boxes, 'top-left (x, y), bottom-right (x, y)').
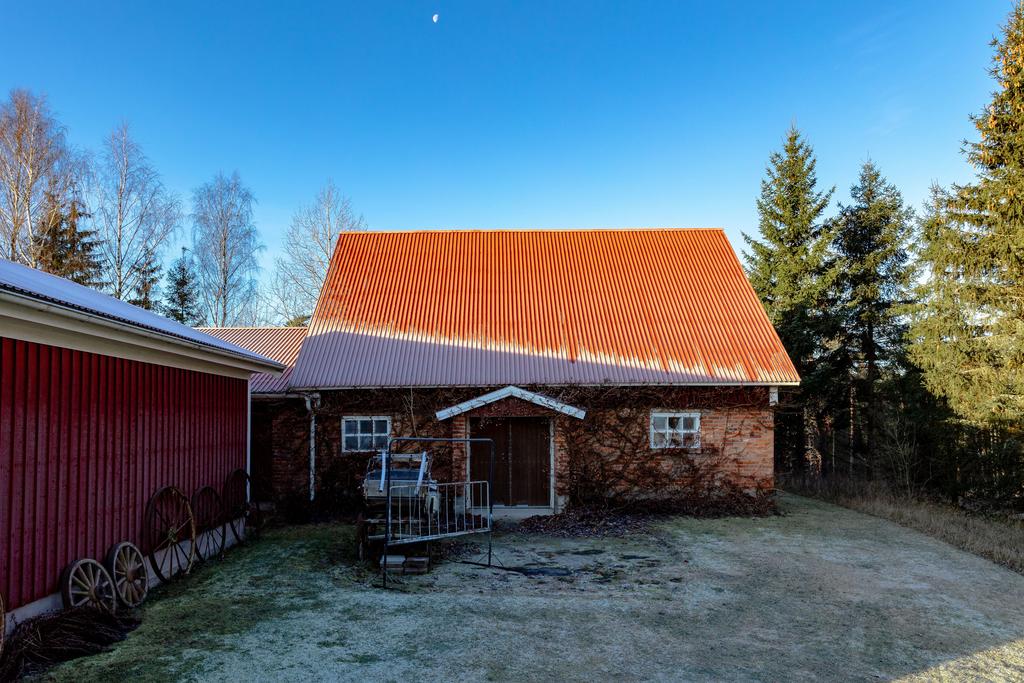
top-left (0, 337), bottom-right (248, 610)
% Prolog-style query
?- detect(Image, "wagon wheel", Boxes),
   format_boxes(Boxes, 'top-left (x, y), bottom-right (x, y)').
top-left (60, 559), bottom-right (117, 612)
top-left (145, 486), bottom-right (196, 583)
top-left (191, 486), bottom-right (226, 561)
top-left (105, 542), bottom-right (149, 608)
top-left (222, 469), bottom-right (263, 544)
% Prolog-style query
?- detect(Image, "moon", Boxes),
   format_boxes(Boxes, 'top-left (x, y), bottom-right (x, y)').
top-left (432, 13), bottom-right (439, 23)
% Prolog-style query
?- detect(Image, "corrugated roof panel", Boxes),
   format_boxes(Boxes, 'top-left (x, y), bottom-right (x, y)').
top-left (197, 327), bottom-right (307, 393)
top-left (289, 228), bottom-right (799, 389)
top-left (0, 258), bottom-right (282, 369)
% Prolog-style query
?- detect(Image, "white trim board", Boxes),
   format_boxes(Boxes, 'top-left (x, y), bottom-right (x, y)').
top-left (436, 385), bottom-right (586, 420)
top-left (0, 294), bottom-right (283, 378)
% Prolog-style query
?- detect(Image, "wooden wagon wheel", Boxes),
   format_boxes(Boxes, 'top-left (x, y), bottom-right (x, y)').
top-left (191, 485), bottom-right (226, 561)
top-left (222, 469), bottom-right (262, 544)
top-left (145, 486), bottom-right (196, 583)
top-left (105, 542), bottom-right (149, 608)
top-left (60, 559), bottom-right (117, 612)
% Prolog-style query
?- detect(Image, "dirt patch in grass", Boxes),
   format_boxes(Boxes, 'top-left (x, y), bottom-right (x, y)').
top-left (782, 476), bottom-right (1024, 575)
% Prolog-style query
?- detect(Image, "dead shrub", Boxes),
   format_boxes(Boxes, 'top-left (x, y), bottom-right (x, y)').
top-left (781, 473), bottom-right (1024, 575)
top-left (0, 608), bottom-right (139, 680)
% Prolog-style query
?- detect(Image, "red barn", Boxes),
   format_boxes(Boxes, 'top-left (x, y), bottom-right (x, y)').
top-left (0, 259), bottom-right (282, 624)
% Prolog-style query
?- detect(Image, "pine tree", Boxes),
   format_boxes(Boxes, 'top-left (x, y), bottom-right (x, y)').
top-left (32, 191), bottom-right (103, 287)
top-left (163, 247), bottom-right (203, 325)
top-left (832, 161), bottom-right (914, 469)
top-left (744, 127), bottom-right (839, 471)
top-left (909, 3), bottom-right (1024, 427)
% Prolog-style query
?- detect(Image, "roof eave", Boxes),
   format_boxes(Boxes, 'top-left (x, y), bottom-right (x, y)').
top-left (0, 290), bottom-right (285, 376)
top-left (287, 380), bottom-right (800, 391)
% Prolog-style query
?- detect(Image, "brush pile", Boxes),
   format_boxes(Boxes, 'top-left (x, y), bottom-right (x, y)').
top-left (518, 506), bottom-right (651, 538)
top-left (0, 608), bottom-right (139, 680)
top-left (518, 492), bottom-right (778, 539)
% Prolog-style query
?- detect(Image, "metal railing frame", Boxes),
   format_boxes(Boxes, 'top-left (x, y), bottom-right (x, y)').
top-left (382, 436), bottom-right (495, 588)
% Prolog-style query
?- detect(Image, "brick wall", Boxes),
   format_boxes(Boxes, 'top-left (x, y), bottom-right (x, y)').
top-left (255, 386), bottom-right (775, 510)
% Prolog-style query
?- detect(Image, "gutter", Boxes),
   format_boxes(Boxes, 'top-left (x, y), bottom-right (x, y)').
top-left (0, 289), bottom-right (285, 374)
top-left (303, 392), bottom-right (322, 502)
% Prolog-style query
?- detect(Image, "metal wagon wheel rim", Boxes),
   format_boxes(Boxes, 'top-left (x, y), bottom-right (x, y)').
top-left (60, 558), bottom-right (117, 612)
top-left (145, 486), bottom-right (197, 583)
top-left (191, 485), bottom-right (226, 561)
top-left (222, 469), bottom-right (262, 544)
top-left (105, 542), bottom-right (149, 608)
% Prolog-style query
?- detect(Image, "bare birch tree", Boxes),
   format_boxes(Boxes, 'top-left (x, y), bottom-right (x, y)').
top-left (268, 180), bottom-right (365, 324)
top-left (191, 171), bottom-right (262, 326)
top-left (0, 89), bottom-right (81, 266)
top-left (95, 123), bottom-right (181, 301)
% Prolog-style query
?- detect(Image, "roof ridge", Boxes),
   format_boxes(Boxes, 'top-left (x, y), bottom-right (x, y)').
top-left (340, 227), bottom-right (726, 235)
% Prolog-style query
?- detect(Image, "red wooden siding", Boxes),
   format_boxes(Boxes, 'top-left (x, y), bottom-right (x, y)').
top-left (0, 337), bottom-right (248, 610)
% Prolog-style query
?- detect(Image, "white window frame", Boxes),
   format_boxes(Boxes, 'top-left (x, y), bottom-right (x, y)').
top-left (649, 411), bottom-right (701, 449)
top-left (342, 415), bottom-right (392, 452)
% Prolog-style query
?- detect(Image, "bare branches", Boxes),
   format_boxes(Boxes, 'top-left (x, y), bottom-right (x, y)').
top-left (0, 89), bottom-right (80, 266)
top-left (191, 171), bottom-right (262, 326)
top-left (269, 180), bottom-right (365, 324)
top-left (95, 122), bottom-right (181, 301)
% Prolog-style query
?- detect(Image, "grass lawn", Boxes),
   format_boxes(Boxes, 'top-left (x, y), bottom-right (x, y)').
top-left (44, 494), bottom-right (1024, 682)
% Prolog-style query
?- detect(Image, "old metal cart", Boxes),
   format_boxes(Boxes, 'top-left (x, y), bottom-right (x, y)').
top-left (356, 436), bottom-right (496, 587)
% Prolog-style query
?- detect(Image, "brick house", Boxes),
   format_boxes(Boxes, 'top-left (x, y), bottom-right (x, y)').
top-left (204, 229), bottom-right (798, 515)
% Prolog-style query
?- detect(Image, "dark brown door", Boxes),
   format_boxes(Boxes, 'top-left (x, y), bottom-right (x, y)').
top-left (251, 403), bottom-right (274, 500)
top-left (469, 418), bottom-right (510, 505)
top-left (470, 417), bottom-right (550, 506)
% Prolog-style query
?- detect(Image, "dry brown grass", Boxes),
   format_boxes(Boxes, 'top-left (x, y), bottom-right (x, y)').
top-left (781, 475), bottom-right (1024, 575)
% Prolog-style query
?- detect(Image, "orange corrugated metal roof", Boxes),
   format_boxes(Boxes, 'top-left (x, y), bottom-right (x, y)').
top-left (197, 327), bottom-right (306, 393)
top-left (289, 229), bottom-right (799, 389)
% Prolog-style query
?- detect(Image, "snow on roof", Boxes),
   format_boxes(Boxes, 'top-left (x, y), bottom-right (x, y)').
top-left (0, 258), bottom-right (282, 369)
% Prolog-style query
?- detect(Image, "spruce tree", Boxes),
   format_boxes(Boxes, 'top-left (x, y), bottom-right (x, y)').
top-left (832, 161), bottom-right (914, 468)
top-left (910, 3), bottom-right (1024, 427)
top-left (128, 248), bottom-right (161, 310)
top-left (163, 247), bottom-right (203, 325)
top-left (33, 192), bottom-right (103, 287)
top-left (744, 127), bottom-right (839, 471)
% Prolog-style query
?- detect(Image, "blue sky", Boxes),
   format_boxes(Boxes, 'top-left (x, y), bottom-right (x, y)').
top-left (0, 1), bottom-right (1009, 276)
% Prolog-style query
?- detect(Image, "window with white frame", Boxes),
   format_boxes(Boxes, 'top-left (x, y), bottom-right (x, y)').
top-left (650, 412), bottom-right (700, 449)
top-left (342, 416), bottom-right (391, 452)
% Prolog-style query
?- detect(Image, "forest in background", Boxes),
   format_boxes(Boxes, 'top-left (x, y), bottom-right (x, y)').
top-left (752, 4), bottom-right (1024, 510)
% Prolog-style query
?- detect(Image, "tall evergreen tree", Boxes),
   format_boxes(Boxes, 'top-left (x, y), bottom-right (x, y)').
top-left (32, 190), bottom-right (103, 287)
top-left (163, 247), bottom-right (203, 325)
top-left (832, 161), bottom-right (914, 469)
top-left (128, 248), bottom-right (161, 310)
top-left (910, 3), bottom-right (1024, 427)
top-left (744, 127), bottom-right (839, 470)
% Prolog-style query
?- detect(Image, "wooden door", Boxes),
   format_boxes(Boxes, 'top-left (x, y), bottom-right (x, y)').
top-left (469, 417), bottom-right (551, 506)
top-left (470, 418), bottom-right (510, 505)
